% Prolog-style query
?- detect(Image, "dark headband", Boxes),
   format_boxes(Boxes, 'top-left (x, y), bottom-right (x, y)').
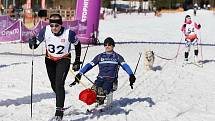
top-left (49, 19), bottom-right (62, 25)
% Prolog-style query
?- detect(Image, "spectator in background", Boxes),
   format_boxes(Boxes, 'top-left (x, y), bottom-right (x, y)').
top-left (8, 4), bottom-right (15, 18)
top-left (100, 9), bottom-right (105, 20)
top-left (0, 4), bottom-right (4, 15)
top-left (33, 11), bottom-right (39, 25)
top-left (66, 7), bottom-right (72, 20)
top-left (193, 3), bottom-right (198, 16)
top-left (154, 8), bottom-right (161, 17)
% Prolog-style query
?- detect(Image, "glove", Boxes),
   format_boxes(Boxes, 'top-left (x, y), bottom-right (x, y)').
top-left (29, 36), bottom-right (37, 49)
top-left (69, 73), bottom-right (82, 87)
top-left (72, 61), bottom-right (82, 71)
top-left (129, 74), bottom-right (136, 89)
top-left (198, 24), bottom-right (201, 29)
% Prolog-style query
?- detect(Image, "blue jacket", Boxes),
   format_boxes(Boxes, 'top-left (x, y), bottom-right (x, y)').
top-left (79, 51), bottom-right (133, 79)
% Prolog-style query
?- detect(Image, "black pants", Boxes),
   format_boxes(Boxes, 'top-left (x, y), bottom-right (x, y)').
top-left (45, 57), bottom-right (70, 108)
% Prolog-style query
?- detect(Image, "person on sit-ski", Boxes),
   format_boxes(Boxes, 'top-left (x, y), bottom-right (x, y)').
top-left (70, 37), bottom-right (136, 106)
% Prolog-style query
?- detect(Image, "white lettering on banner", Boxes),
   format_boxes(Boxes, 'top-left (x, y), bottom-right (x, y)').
top-left (81, 0), bottom-right (89, 22)
top-left (1, 28), bottom-right (19, 36)
top-left (22, 31), bottom-right (32, 36)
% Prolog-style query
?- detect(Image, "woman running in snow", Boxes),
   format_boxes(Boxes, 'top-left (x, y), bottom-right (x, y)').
top-left (29, 14), bottom-right (81, 121)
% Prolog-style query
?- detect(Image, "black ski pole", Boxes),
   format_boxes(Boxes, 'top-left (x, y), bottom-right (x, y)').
top-left (80, 43), bottom-right (95, 85)
top-left (81, 43), bottom-right (90, 68)
top-left (131, 52), bottom-right (142, 89)
top-left (134, 52), bottom-right (142, 74)
top-left (82, 74), bottom-right (95, 85)
top-left (30, 45), bottom-right (34, 119)
top-left (69, 43), bottom-right (91, 87)
top-left (69, 70), bottom-right (94, 87)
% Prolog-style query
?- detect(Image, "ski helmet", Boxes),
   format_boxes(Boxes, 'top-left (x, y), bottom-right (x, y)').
top-left (104, 37), bottom-right (115, 47)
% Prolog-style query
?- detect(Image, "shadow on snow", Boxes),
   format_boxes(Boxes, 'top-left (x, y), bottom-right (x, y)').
top-left (0, 62), bottom-right (27, 69)
top-left (70, 97), bottom-right (155, 121)
top-left (200, 59), bottom-right (215, 64)
top-left (0, 92), bottom-right (69, 107)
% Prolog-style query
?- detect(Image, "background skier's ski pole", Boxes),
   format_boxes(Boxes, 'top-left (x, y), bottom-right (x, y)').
top-left (131, 52), bottom-right (142, 89)
top-left (199, 30), bottom-right (203, 67)
top-left (174, 32), bottom-right (184, 62)
top-left (30, 45), bottom-right (34, 119)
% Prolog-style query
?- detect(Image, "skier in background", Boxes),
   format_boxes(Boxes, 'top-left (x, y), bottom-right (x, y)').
top-left (70, 37), bottom-right (136, 105)
top-left (193, 3), bottom-right (198, 16)
top-left (181, 15), bottom-right (201, 64)
top-left (29, 14), bottom-right (81, 121)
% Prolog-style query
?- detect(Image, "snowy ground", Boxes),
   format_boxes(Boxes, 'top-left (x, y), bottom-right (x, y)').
top-left (0, 10), bottom-right (215, 121)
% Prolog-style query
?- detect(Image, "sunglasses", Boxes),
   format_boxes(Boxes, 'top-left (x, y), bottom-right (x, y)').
top-left (50, 24), bottom-right (60, 28)
top-left (104, 44), bottom-right (112, 46)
